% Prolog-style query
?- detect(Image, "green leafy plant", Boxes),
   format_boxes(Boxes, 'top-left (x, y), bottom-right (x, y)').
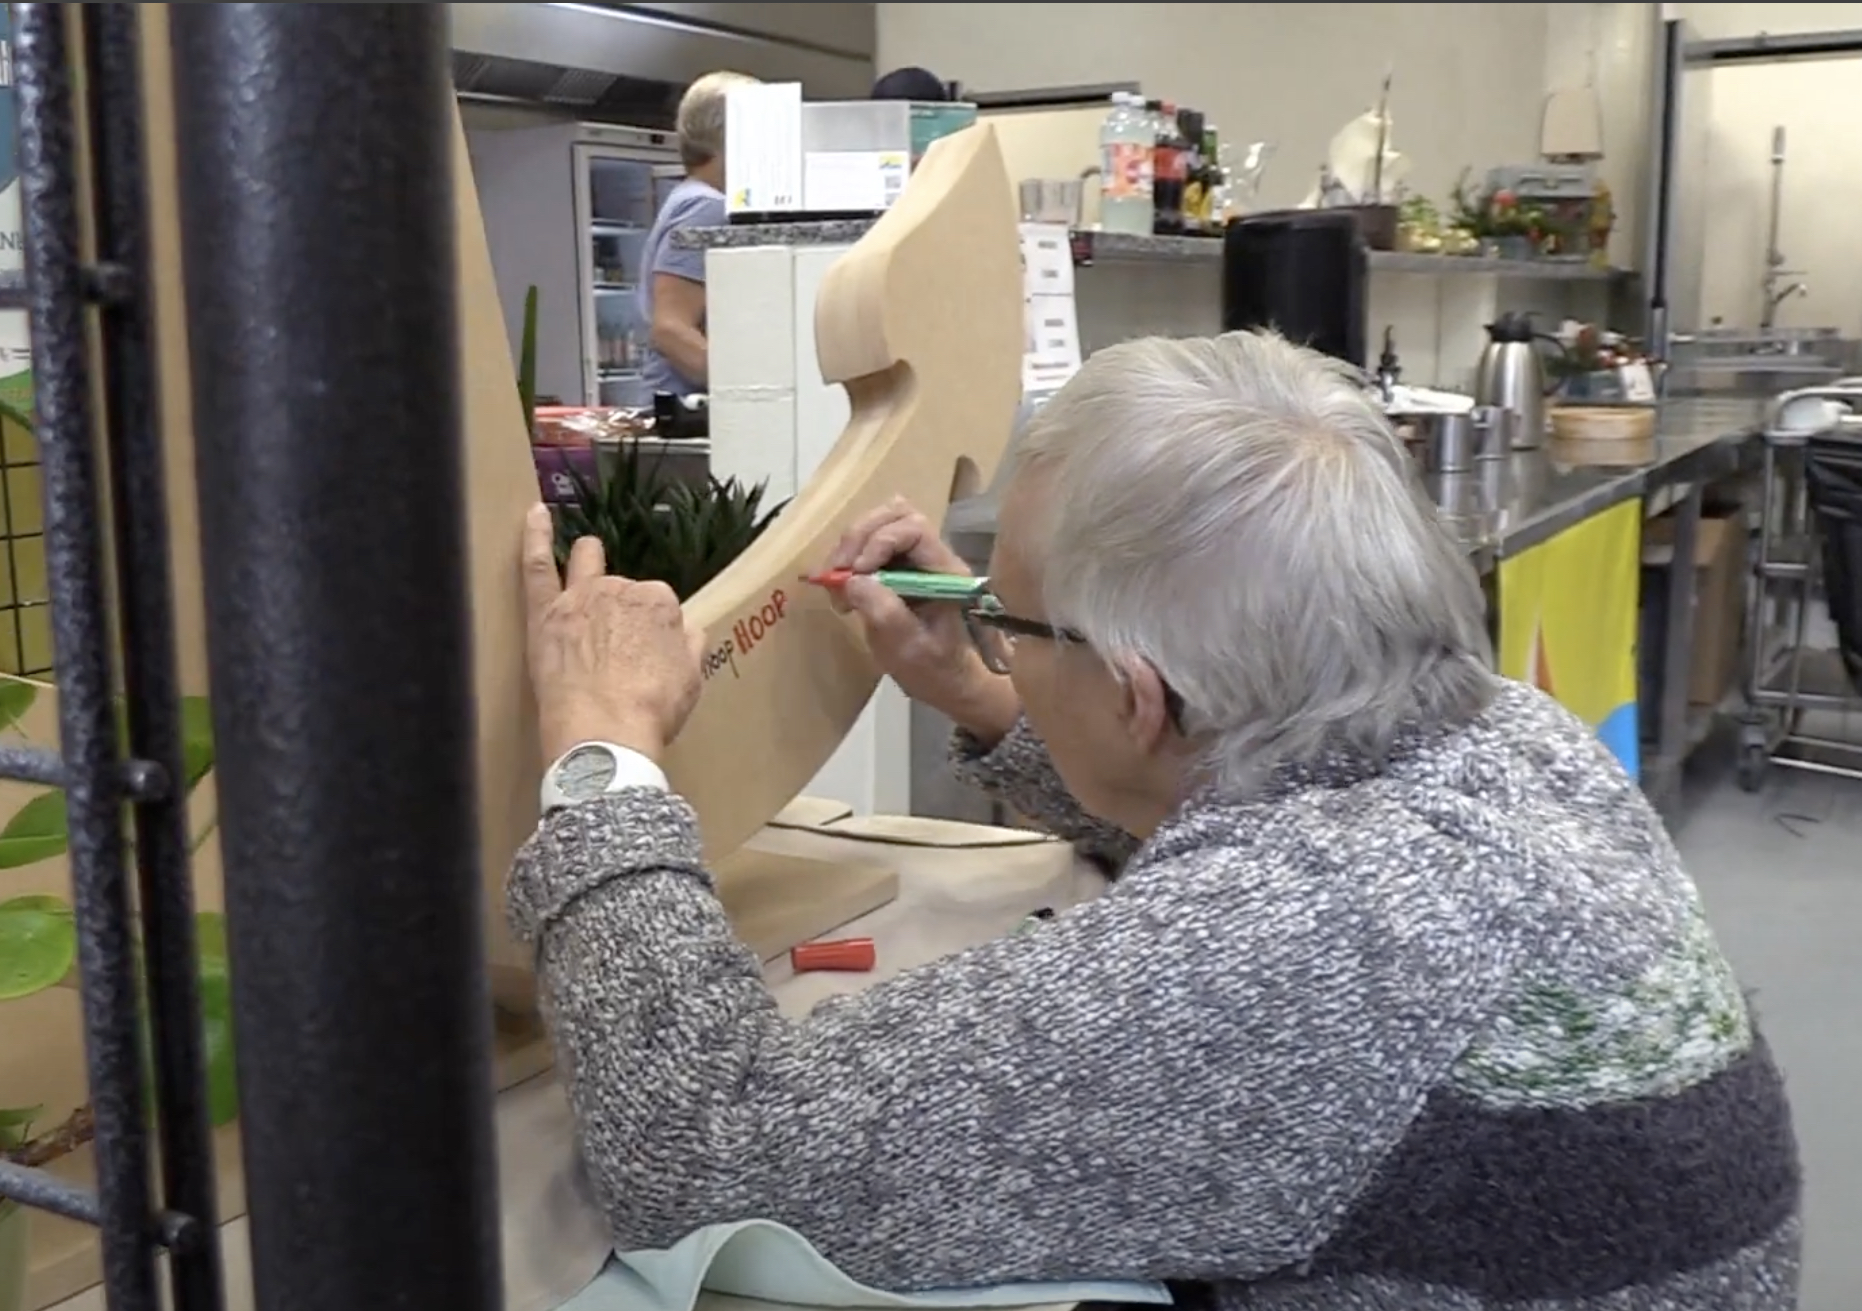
top-left (552, 440), bottom-right (788, 601)
top-left (0, 676), bottom-right (234, 1173)
top-left (0, 397), bottom-right (33, 450)
top-left (1448, 168), bottom-right (1553, 245)
top-left (517, 284), bottom-right (540, 439)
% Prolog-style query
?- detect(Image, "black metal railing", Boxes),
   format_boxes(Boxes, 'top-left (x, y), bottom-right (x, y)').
top-left (0, 7), bottom-right (224, 1311)
top-left (169, 5), bottom-right (504, 1311)
top-left (1, 5), bottom-right (502, 1311)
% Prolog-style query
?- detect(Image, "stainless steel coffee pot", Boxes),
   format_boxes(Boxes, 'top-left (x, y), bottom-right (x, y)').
top-left (1474, 312), bottom-right (1567, 449)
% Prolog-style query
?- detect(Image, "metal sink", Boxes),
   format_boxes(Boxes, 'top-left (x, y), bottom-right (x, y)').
top-left (1668, 327), bottom-right (1858, 395)
top-left (1676, 326), bottom-right (1850, 366)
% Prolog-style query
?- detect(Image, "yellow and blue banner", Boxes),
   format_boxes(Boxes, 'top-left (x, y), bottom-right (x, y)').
top-left (1497, 500), bottom-right (1642, 777)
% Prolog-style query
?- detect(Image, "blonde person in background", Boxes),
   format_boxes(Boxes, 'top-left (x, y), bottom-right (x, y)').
top-left (638, 70), bottom-right (756, 399)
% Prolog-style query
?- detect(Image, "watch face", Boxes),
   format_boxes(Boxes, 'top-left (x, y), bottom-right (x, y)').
top-left (558, 744), bottom-right (619, 802)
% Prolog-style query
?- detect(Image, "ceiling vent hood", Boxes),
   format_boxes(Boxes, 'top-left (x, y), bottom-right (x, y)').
top-left (449, 3), bottom-right (874, 122)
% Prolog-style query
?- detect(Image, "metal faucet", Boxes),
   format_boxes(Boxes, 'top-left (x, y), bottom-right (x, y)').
top-left (1760, 275), bottom-right (1807, 332)
top-left (1758, 125), bottom-right (1807, 332)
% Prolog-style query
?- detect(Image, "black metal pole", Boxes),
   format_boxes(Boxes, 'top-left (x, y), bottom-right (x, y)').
top-left (83, 7), bottom-right (223, 1308)
top-left (15, 7), bottom-right (159, 1309)
top-left (166, 8), bottom-right (500, 1311)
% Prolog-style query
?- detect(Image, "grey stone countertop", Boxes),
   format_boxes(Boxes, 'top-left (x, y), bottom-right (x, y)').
top-left (944, 397), bottom-right (1766, 574)
top-left (674, 220), bottom-right (1623, 280)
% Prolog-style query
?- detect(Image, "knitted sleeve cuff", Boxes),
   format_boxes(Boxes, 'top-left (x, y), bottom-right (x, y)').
top-left (506, 787), bottom-right (710, 943)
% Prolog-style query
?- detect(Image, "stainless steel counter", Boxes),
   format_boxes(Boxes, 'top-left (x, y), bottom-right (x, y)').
top-left (945, 397), bottom-right (1766, 572)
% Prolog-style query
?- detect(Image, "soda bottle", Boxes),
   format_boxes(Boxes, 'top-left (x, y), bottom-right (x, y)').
top-left (1098, 93), bottom-right (1155, 236)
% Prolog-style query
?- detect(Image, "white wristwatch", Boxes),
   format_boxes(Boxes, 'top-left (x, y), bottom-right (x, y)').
top-left (540, 741), bottom-right (668, 815)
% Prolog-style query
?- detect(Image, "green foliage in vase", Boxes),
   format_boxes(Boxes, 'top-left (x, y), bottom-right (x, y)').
top-left (552, 440), bottom-right (788, 602)
top-left (518, 284), bottom-right (540, 439)
top-left (0, 676), bottom-right (236, 1168)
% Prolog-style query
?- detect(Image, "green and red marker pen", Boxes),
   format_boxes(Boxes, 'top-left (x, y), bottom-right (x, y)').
top-left (802, 568), bottom-right (988, 602)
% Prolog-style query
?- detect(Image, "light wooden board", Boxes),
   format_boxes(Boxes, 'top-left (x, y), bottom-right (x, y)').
top-left (716, 849), bottom-right (897, 963)
top-left (11, 9), bottom-right (1023, 1304)
top-left (134, 5), bottom-right (1023, 996)
top-left (661, 122), bottom-right (1024, 870)
top-left (793, 814), bottom-right (1059, 850)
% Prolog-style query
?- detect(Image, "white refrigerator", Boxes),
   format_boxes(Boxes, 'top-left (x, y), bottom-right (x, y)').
top-left (467, 119), bottom-right (685, 409)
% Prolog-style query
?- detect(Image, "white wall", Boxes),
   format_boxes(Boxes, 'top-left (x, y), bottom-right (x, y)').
top-left (1540, 4), bottom-right (1658, 271)
top-left (876, 3), bottom-right (1551, 215)
top-left (1669, 1), bottom-right (1862, 36)
top-left (1667, 3), bottom-right (1862, 334)
top-left (883, 1), bottom-right (1862, 341)
top-left (881, 3), bottom-right (1665, 275)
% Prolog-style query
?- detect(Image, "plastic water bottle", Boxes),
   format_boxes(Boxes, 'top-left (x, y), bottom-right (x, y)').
top-left (1099, 93), bottom-right (1155, 236)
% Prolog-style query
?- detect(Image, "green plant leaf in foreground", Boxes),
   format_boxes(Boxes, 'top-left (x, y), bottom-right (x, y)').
top-left (194, 911), bottom-right (237, 1126)
top-left (0, 676), bottom-right (35, 734)
top-left (179, 695), bottom-right (216, 789)
top-left (132, 910), bottom-right (238, 1130)
top-left (0, 790), bottom-right (69, 870)
top-left (0, 893), bottom-right (77, 1000)
top-left (0, 1104), bottom-right (39, 1152)
top-left (114, 694), bottom-right (217, 790)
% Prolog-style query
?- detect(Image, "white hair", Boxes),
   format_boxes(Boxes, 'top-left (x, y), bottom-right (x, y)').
top-left (676, 71), bottom-right (758, 168)
top-left (1012, 330), bottom-right (1495, 795)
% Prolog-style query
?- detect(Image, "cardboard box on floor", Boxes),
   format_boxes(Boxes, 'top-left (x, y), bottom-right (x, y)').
top-left (1644, 507), bottom-right (1748, 707)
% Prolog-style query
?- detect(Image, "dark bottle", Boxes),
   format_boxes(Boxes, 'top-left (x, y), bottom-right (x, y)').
top-left (1177, 107), bottom-right (1207, 233)
top-left (1152, 99), bottom-right (1186, 235)
top-left (1201, 126), bottom-right (1222, 229)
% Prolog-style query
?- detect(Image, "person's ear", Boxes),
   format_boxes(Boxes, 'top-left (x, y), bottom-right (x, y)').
top-left (1113, 655), bottom-right (1173, 756)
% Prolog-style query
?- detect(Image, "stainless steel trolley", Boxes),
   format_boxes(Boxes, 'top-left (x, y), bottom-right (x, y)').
top-left (1737, 383), bottom-right (1862, 790)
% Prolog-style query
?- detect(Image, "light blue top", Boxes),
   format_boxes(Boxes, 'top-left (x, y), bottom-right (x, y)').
top-left (636, 177), bottom-right (726, 399)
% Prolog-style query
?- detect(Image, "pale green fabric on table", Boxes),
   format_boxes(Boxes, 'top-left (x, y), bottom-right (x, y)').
top-left (558, 1220), bottom-right (1172, 1311)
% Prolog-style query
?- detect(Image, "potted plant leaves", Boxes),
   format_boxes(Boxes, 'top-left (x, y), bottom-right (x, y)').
top-left (0, 678), bottom-right (234, 1311)
top-left (517, 284), bottom-right (539, 440)
top-left (552, 439), bottom-right (788, 600)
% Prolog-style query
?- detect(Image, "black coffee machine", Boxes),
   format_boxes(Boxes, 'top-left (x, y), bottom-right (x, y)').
top-left (1221, 210), bottom-right (1368, 368)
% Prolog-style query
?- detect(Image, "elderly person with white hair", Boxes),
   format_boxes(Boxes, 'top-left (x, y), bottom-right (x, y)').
top-left (512, 331), bottom-right (1801, 1310)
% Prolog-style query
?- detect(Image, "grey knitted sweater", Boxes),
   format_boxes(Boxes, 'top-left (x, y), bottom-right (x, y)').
top-left (507, 679), bottom-right (1801, 1309)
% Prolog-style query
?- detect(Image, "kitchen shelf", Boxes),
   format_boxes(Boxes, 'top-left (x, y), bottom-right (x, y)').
top-left (1368, 250), bottom-right (1622, 280)
top-left (677, 220), bottom-right (1627, 281)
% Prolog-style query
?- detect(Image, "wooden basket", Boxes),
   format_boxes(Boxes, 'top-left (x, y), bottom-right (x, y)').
top-left (1548, 404), bottom-right (1656, 443)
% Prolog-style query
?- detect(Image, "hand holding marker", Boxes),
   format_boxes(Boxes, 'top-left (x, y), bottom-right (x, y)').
top-left (809, 568), bottom-right (1049, 946)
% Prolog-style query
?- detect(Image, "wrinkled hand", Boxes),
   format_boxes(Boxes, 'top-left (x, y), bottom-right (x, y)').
top-left (523, 504), bottom-right (707, 768)
top-left (823, 497), bottom-right (1012, 734)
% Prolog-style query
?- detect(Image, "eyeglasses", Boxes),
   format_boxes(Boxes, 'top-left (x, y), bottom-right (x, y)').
top-left (961, 593), bottom-right (1187, 729)
top-left (961, 593), bottom-right (1080, 676)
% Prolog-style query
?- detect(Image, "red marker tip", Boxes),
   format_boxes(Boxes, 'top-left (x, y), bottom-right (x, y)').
top-left (803, 568), bottom-right (854, 588)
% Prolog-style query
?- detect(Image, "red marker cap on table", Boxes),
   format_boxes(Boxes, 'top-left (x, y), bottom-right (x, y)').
top-left (790, 937), bottom-right (876, 973)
